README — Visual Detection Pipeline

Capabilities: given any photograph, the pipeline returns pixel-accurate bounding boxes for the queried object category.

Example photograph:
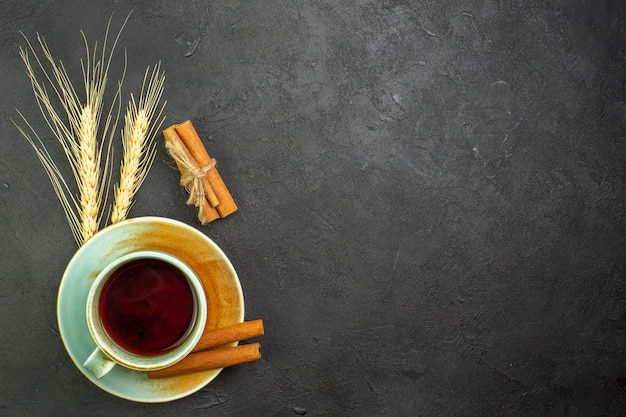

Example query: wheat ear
[15,15,128,245]
[110,63,166,224]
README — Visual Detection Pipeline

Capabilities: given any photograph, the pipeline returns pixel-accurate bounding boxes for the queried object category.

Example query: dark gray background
[1,1,625,416]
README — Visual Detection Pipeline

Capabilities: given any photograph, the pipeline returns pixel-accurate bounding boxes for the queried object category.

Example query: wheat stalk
[15,19,124,245]
[110,64,165,224]
[14,14,165,245]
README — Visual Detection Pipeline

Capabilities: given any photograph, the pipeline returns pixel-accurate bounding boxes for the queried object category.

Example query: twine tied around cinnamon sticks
[165,138,216,208]
[163,121,237,224]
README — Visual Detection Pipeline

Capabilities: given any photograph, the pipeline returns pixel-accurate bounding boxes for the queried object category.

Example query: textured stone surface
[1,0,625,415]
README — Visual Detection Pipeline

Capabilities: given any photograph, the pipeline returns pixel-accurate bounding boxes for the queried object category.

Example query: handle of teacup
[83,347,116,379]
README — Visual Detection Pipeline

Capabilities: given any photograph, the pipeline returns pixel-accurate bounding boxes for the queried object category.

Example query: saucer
[57,216,244,402]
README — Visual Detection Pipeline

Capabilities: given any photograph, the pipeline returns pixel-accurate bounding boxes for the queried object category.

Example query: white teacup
[83,250,207,378]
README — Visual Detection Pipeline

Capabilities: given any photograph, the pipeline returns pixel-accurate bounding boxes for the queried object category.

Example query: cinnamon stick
[174,120,238,218]
[192,319,264,353]
[163,126,220,223]
[147,343,261,379]
[165,127,220,208]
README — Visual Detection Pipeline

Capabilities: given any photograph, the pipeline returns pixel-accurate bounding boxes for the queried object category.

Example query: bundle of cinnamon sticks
[163,120,237,224]
[148,319,264,379]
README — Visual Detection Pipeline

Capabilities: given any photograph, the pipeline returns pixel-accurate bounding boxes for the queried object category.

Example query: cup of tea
[83,250,208,379]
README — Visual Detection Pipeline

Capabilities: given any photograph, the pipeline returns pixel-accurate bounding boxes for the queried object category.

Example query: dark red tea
[99,258,195,356]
